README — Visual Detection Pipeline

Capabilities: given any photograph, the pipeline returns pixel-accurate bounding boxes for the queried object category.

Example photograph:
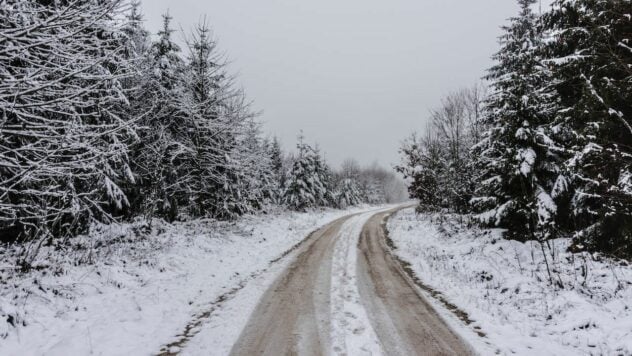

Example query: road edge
[377,207,486,355]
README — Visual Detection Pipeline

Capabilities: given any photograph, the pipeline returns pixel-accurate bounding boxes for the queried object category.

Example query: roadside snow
[0,206,378,356]
[387,208,632,356]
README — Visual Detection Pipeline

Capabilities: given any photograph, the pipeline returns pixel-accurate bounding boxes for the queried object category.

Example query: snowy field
[387,208,632,356]
[0,206,380,356]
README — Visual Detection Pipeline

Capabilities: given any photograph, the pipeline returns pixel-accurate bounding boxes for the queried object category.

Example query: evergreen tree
[316,149,335,207]
[126,12,189,221]
[545,0,632,257]
[284,134,327,211]
[269,136,285,203]
[335,164,362,209]
[232,100,273,213]
[183,22,253,219]
[0,0,136,243]
[336,179,362,208]
[472,0,560,242]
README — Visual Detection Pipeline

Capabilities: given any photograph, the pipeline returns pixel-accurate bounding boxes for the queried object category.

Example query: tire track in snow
[330,213,384,355]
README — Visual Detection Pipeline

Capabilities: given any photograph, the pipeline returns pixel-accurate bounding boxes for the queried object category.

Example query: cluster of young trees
[283,134,407,211]
[0,0,403,248]
[397,85,486,213]
[399,0,631,259]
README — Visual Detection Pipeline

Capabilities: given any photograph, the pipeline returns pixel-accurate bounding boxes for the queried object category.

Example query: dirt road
[230,207,473,356]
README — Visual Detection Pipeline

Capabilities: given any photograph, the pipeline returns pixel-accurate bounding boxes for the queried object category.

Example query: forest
[397,0,632,259]
[1,0,631,354]
[0,0,405,269]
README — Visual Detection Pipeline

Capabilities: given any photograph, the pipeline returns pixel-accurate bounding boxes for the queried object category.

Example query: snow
[0,206,380,356]
[330,212,384,355]
[517,147,536,177]
[536,188,557,224]
[387,208,632,356]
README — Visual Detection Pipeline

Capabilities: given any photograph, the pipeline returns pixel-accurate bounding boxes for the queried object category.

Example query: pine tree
[283,134,327,211]
[269,136,285,203]
[122,1,150,63]
[472,0,560,242]
[183,22,254,219]
[545,0,632,257]
[316,149,335,207]
[230,99,273,213]
[126,12,189,221]
[336,159,363,208]
[0,0,136,244]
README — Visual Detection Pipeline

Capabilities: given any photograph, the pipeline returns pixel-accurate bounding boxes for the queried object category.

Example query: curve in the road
[230,207,473,356]
[357,209,473,356]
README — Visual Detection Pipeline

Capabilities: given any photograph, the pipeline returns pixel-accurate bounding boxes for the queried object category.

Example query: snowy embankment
[0,206,378,356]
[387,208,632,356]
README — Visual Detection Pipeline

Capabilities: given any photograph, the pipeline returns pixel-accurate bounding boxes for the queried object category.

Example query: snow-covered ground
[329,213,383,355]
[0,206,380,356]
[387,208,632,356]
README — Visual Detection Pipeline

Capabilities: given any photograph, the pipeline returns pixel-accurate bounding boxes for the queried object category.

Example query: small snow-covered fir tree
[268,136,285,203]
[284,134,328,211]
[335,177,362,209]
[472,0,560,242]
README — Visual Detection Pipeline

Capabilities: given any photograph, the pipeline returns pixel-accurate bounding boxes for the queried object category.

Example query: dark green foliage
[545,0,632,257]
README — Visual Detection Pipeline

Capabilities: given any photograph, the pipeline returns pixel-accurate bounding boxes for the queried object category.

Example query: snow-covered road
[1,207,381,356]
[226,206,472,356]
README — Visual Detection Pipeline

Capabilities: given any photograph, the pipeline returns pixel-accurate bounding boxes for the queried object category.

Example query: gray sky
[141,0,552,168]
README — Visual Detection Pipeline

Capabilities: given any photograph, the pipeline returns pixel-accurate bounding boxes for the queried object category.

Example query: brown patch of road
[230,207,474,355]
[357,209,474,355]
[229,215,352,356]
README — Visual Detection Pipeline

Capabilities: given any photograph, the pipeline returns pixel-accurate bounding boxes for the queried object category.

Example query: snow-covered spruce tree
[268,136,285,203]
[183,22,252,219]
[122,1,150,65]
[0,0,135,244]
[123,12,191,221]
[472,0,560,242]
[232,99,275,212]
[283,135,328,211]
[317,150,336,207]
[545,0,632,257]
[336,158,363,208]
[335,175,362,209]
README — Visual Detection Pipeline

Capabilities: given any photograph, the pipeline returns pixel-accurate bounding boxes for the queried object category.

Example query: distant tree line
[0,0,405,254]
[282,133,407,212]
[397,0,632,259]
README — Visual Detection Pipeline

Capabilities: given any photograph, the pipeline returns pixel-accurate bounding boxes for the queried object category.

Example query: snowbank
[0,206,377,355]
[387,208,632,356]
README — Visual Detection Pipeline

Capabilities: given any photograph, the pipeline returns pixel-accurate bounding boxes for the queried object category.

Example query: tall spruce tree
[184,22,254,219]
[269,136,285,203]
[472,0,560,241]
[126,12,189,221]
[545,0,632,257]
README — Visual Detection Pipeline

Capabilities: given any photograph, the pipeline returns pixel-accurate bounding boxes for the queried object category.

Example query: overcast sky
[141,0,552,169]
